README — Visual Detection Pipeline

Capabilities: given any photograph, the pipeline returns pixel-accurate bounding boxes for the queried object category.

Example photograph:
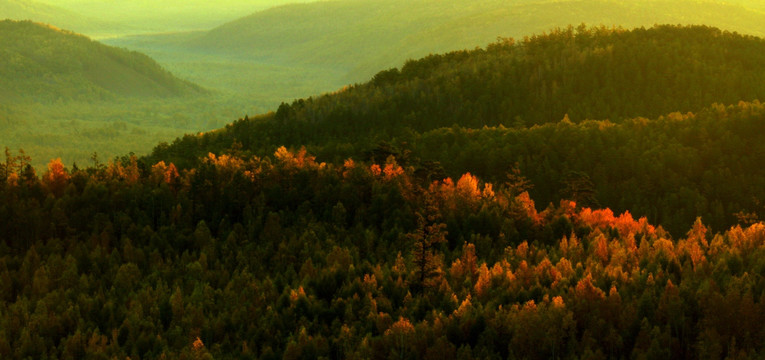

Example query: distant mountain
[0,20,204,104]
[0,0,126,36]
[189,0,765,83]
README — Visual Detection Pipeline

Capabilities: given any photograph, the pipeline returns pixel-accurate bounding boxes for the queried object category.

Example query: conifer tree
[409,194,447,292]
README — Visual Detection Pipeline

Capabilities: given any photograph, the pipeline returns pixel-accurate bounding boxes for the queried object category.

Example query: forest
[2,20,765,360]
[1,143,764,359]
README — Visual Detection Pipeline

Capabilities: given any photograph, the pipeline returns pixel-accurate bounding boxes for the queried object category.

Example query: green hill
[151,25,765,235]
[0,20,204,104]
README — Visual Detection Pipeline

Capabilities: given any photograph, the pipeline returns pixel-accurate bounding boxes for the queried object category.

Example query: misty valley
[2,0,765,359]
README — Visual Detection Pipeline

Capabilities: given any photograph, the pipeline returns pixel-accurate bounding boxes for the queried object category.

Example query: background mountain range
[104,0,765,114]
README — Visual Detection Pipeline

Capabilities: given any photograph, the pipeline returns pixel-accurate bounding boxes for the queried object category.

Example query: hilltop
[0,20,204,104]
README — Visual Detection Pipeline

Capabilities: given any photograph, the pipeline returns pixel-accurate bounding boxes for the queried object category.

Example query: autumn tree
[42,158,69,197]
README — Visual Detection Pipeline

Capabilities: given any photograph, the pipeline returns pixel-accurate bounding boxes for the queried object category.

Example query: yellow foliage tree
[42,158,69,197]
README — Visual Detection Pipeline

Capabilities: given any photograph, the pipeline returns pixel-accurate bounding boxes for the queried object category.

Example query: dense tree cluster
[409,101,765,236]
[1,147,765,359]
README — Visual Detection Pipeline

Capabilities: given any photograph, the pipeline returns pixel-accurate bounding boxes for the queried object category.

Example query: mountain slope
[189,0,765,83]
[0,20,204,103]
[151,25,765,235]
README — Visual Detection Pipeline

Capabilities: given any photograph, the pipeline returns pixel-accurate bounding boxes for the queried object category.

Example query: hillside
[0,20,204,104]
[0,0,124,36]
[189,0,765,83]
[151,25,765,236]
[0,20,237,174]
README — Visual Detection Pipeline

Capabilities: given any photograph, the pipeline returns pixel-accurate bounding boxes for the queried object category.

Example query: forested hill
[151,25,765,236]
[0,20,204,103]
[153,25,765,160]
[187,0,765,82]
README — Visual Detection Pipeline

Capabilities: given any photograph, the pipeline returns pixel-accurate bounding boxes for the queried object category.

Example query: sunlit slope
[0,0,124,36]
[0,20,204,103]
[189,0,765,82]
[150,25,765,235]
